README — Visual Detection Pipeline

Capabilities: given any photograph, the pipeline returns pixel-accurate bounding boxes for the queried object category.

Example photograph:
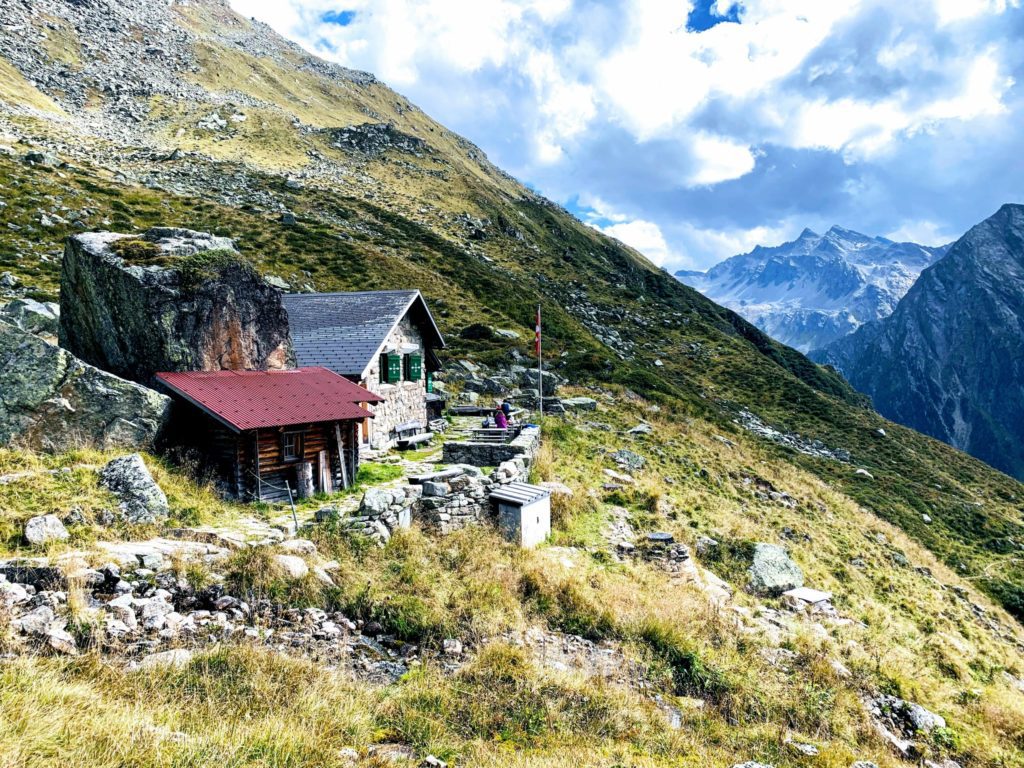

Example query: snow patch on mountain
[676,226,948,352]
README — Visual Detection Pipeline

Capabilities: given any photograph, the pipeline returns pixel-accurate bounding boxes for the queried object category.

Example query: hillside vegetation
[1,1,1023,765]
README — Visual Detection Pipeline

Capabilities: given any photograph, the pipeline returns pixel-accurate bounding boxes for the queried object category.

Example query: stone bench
[397,432,434,449]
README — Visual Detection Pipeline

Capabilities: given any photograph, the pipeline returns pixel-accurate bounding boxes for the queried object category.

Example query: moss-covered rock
[0,319,170,450]
[59,228,294,385]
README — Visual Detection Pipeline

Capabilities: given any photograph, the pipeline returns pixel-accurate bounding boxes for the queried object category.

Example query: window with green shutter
[406,354,422,381]
[381,353,402,383]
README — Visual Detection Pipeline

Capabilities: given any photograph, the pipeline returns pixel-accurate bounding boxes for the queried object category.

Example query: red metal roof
[155,367,384,432]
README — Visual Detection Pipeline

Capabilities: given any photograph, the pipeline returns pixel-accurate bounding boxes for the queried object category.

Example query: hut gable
[282,290,446,450]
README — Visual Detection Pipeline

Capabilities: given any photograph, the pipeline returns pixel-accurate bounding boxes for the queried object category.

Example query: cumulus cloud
[230,0,1024,270]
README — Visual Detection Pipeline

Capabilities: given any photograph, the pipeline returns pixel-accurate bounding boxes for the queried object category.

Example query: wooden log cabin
[155,368,384,502]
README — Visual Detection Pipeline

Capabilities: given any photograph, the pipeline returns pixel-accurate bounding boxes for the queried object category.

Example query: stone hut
[282,290,445,450]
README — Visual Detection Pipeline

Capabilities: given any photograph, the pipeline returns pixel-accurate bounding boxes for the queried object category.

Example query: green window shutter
[409,354,422,381]
[386,353,402,383]
[426,371,433,393]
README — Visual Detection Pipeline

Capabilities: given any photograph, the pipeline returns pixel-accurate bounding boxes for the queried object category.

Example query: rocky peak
[677,225,947,352]
[813,203,1024,479]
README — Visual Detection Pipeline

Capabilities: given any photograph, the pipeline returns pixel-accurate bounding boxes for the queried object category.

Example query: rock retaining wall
[441,425,541,467]
[320,456,531,542]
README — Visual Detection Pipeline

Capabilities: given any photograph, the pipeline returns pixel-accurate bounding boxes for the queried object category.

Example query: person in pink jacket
[494,406,508,430]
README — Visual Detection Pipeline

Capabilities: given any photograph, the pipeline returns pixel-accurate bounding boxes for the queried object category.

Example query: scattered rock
[747,543,804,596]
[99,454,170,524]
[47,626,78,655]
[15,605,55,636]
[24,514,69,546]
[278,539,317,556]
[274,554,309,580]
[442,638,463,656]
[611,449,645,471]
[785,737,819,756]
[263,275,291,290]
[561,396,598,411]
[139,648,193,670]
[0,298,60,338]
[0,320,171,451]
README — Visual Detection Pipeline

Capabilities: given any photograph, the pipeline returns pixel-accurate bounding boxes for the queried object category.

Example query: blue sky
[231,0,1024,271]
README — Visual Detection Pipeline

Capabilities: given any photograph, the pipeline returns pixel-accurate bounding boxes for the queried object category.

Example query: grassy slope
[0,3,1023,764]
[1,150,1022,622]
[1,401,1023,767]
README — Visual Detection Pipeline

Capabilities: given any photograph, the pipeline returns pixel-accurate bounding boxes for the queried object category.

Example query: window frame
[282,430,304,462]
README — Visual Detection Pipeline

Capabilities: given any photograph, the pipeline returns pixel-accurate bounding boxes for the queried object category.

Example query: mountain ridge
[677,225,948,352]
[814,202,1024,480]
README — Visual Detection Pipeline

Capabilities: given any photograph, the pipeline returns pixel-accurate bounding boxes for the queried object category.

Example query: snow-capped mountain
[813,204,1024,480]
[676,226,948,352]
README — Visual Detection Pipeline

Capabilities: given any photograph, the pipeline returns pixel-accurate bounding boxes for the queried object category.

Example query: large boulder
[99,453,170,524]
[0,320,170,451]
[747,543,804,596]
[59,228,294,386]
[519,368,560,396]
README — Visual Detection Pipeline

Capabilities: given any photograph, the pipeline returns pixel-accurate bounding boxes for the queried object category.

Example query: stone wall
[441,425,541,467]
[319,456,531,542]
[361,316,428,449]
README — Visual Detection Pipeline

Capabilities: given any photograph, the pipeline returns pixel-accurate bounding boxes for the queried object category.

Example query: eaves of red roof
[155,367,383,433]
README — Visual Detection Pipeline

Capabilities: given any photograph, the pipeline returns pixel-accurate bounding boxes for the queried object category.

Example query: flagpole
[536,304,543,418]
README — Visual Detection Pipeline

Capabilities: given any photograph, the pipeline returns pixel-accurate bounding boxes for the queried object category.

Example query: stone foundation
[318,455,531,542]
[441,425,541,467]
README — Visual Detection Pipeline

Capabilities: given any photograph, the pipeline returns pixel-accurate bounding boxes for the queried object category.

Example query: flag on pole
[536,305,543,417]
[535,306,542,356]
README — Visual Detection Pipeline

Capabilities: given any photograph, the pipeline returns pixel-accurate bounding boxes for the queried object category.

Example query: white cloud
[598,218,679,267]
[885,220,957,246]
[675,220,801,267]
[230,0,1023,267]
[688,133,757,185]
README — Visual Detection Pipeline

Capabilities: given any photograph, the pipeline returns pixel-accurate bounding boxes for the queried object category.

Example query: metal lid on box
[490,482,551,506]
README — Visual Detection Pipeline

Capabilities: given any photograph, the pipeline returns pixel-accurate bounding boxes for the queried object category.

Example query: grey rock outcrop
[814,204,1024,479]
[747,543,804,596]
[59,228,294,386]
[0,320,170,451]
[99,454,170,524]
[0,298,60,339]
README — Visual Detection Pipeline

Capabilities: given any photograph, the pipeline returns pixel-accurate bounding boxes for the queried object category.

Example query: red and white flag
[535,305,542,357]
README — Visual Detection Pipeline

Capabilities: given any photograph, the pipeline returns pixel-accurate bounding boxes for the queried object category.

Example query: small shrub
[932,726,962,752]
[637,619,733,703]
[177,248,254,289]
[520,571,615,641]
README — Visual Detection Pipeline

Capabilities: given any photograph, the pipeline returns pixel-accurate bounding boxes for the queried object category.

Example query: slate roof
[282,290,445,378]
[155,368,383,432]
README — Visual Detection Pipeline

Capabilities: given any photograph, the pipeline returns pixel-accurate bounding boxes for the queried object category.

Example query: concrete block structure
[490,482,551,548]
